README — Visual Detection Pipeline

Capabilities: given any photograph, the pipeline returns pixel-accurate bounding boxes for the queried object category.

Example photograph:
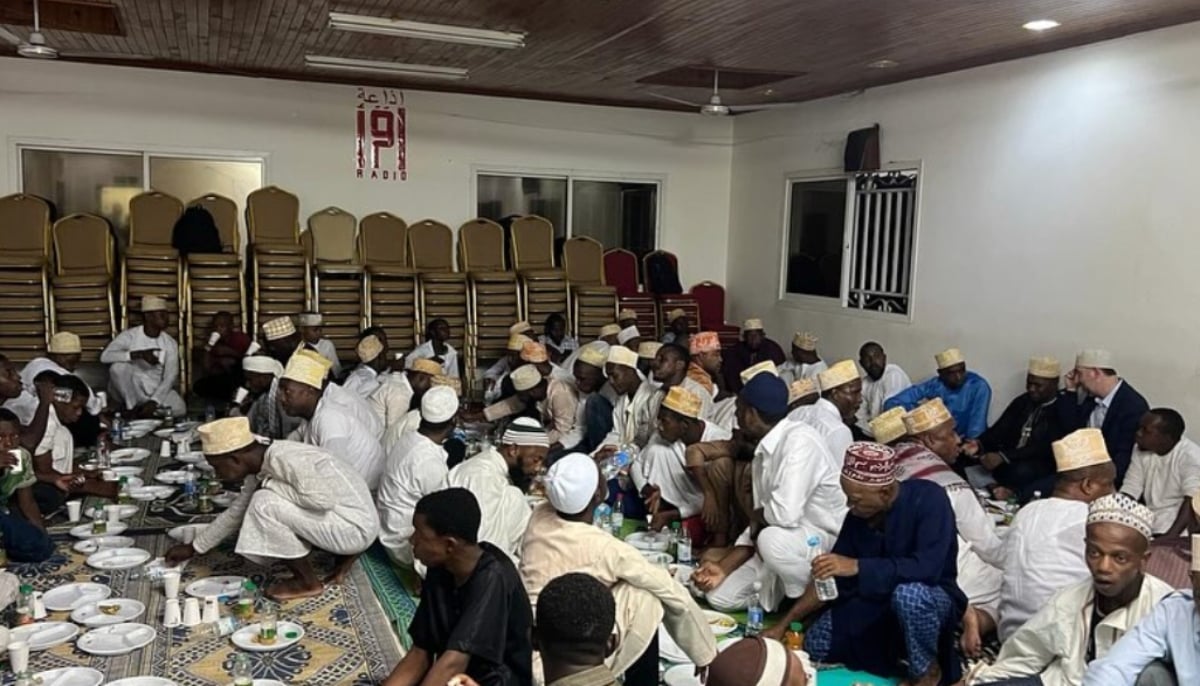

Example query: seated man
[661,308,688,345]
[767,442,967,686]
[970,493,1171,686]
[999,428,1117,641]
[789,359,861,463]
[778,332,827,385]
[547,344,613,458]
[260,316,302,365]
[482,365,548,424]
[99,295,187,418]
[483,331,530,402]
[884,347,992,439]
[373,358,439,448]
[722,318,786,393]
[596,346,661,455]
[166,416,379,599]
[21,331,104,445]
[1056,349,1148,485]
[690,332,736,430]
[787,378,819,411]
[376,386,458,568]
[0,353,52,452]
[531,573,619,686]
[192,311,253,403]
[617,326,641,352]
[964,356,1066,502]
[522,453,717,683]
[30,373,116,513]
[448,417,549,561]
[384,488,532,686]
[406,318,460,379]
[0,409,56,562]
[234,356,299,440]
[341,333,389,398]
[692,374,847,613]
[1121,408,1200,538]
[539,314,576,365]
[278,351,385,489]
[297,312,341,376]
[652,344,713,419]
[708,636,810,686]
[856,341,911,434]
[1082,534,1200,685]
[637,341,661,378]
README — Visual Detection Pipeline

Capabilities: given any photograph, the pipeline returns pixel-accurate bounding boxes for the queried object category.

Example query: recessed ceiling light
[1023,19,1060,32]
[868,59,899,69]
[762,88,776,96]
[304,55,469,80]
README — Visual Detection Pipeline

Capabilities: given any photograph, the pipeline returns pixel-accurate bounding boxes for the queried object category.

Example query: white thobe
[542,378,580,446]
[857,363,913,434]
[320,381,383,439]
[291,384,385,490]
[0,391,39,425]
[710,397,737,432]
[637,421,731,518]
[447,447,530,561]
[483,357,510,382]
[778,359,827,386]
[32,406,74,474]
[405,341,460,378]
[969,576,1174,686]
[788,398,853,465]
[368,372,414,436]
[1121,436,1200,535]
[191,440,378,560]
[306,338,342,377]
[100,326,186,414]
[998,497,1091,641]
[539,334,577,361]
[383,409,422,452]
[20,358,102,415]
[341,365,381,398]
[599,380,662,451]
[376,431,449,566]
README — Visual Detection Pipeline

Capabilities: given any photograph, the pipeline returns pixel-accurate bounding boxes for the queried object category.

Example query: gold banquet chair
[510,215,568,328]
[308,207,364,366]
[246,186,309,333]
[50,214,116,363]
[123,191,183,341]
[408,219,467,358]
[562,236,618,342]
[183,194,246,390]
[360,212,417,348]
[0,194,52,362]
[458,218,520,397]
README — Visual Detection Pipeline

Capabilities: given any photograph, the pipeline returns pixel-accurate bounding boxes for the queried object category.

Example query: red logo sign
[355,88,407,181]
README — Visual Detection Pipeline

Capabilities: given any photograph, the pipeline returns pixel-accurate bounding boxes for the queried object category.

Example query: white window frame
[777,162,923,323]
[470,164,664,248]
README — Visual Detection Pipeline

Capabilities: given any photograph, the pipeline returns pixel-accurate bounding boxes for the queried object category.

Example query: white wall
[727,21,1200,419]
[0,58,733,287]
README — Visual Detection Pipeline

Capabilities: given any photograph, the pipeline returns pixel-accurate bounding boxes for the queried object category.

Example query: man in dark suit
[1055,349,1149,486]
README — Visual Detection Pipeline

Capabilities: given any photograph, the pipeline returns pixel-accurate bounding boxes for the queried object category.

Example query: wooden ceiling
[2,0,1200,110]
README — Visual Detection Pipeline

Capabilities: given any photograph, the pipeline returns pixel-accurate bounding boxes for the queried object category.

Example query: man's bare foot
[961,606,983,658]
[266,576,325,601]
[323,554,359,586]
[912,663,941,686]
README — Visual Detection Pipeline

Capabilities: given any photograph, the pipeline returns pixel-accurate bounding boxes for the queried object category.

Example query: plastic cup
[234,387,249,404]
[162,598,182,627]
[105,504,122,523]
[102,470,117,482]
[162,571,181,599]
[207,332,221,347]
[8,640,29,674]
[182,597,201,627]
[66,500,83,522]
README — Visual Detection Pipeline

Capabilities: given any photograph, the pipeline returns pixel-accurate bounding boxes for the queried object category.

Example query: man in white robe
[483,330,530,403]
[21,332,103,442]
[998,428,1117,641]
[371,357,437,445]
[448,417,548,561]
[856,341,912,435]
[789,359,861,466]
[100,295,186,417]
[651,343,713,420]
[0,354,51,452]
[595,346,662,455]
[277,350,385,490]
[778,332,828,386]
[165,416,378,600]
[405,318,459,379]
[233,356,300,440]
[1120,408,1200,537]
[297,312,341,377]
[341,333,388,398]
[376,385,458,568]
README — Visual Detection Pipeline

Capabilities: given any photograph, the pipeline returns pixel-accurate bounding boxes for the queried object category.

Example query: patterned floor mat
[357,543,419,651]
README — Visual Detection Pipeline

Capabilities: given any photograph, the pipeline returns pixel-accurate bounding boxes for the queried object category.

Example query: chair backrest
[307,207,358,264]
[407,219,455,272]
[562,236,606,286]
[359,212,408,266]
[189,193,239,252]
[603,248,640,297]
[129,191,184,247]
[642,249,682,295]
[689,281,727,329]
[510,215,556,270]
[246,185,299,245]
[53,213,113,277]
[458,218,507,272]
[0,193,51,258]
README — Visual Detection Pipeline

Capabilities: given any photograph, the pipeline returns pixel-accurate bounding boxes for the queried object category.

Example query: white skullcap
[48,331,82,354]
[544,452,599,515]
[511,364,543,392]
[1076,349,1116,369]
[501,417,550,447]
[598,324,621,338]
[742,318,764,331]
[607,345,638,369]
[242,355,284,377]
[297,312,323,327]
[357,335,384,363]
[420,386,458,423]
[1087,493,1154,541]
[261,316,296,341]
[617,326,641,344]
[509,321,533,335]
[141,295,168,313]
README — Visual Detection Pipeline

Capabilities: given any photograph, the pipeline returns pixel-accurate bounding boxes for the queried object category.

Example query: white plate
[130,485,175,501]
[76,623,157,656]
[231,620,305,652]
[155,470,190,484]
[176,451,207,465]
[110,448,151,464]
[73,535,136,554]
[253,681,288,686]
[174,420,200,431]
[87,547,152,570]
[71,598,147,626]
[624,531,670,552]
[185,575,245,599]
[70,522,128,539]
[32,668,105,686]
[704,610,738,635]
[211,492,236,507]
[167,523,208,544]
[126,420,162,431]
[10,621,80,650]
[107,680,177,686]
[43,582,112,611]
[664,665,703,686]
[89,504,139,519]
[154,428,196,440]
[110,466,143,477]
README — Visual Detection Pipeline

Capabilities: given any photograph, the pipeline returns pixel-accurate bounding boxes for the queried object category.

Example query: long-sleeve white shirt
[405,340,459,379]
[448,447,531,561]
[638,421,732,518]
[600,380,662,450]
[341,365,381,398]
[291,383,385,490]
[368,372,414,436]
[33,405,74,474]
[20,357,101,415]
[743,420,847,539]
[100,326,183,412]
[306,338,342,377]
[778,359,827,386]
[376,430,449,566]
[1121,436,1200,535]
[857,363,912,433]
[788,398,853,466]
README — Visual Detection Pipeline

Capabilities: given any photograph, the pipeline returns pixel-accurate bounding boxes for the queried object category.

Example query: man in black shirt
[383,487,533,686]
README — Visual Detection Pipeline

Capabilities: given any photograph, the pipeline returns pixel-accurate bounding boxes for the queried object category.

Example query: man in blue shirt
[884,347,992,439]
[1082,533,1200,686]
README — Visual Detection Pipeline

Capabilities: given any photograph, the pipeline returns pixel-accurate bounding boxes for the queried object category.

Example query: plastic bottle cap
[790,621,802,631]
[806,535,820,547]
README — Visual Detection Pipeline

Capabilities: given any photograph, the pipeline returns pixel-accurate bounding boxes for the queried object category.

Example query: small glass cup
[258,606,277,645]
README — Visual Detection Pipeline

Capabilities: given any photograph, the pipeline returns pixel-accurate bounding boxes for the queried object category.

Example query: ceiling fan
[646,69,800,116]
[0,0,150,61]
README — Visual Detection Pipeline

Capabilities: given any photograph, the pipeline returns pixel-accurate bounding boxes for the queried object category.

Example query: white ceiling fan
[0,0,150,61]
[646,69,800,116]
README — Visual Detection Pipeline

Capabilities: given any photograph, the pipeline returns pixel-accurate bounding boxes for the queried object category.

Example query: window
[783,170,918,316]
[476,174,568,238]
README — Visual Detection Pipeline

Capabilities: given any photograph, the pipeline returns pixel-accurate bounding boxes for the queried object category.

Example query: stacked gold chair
[50,214,116,362]
[0,194,52,362]
[562,236,618,341]
[510,215,569,328]
[183,194,246,390]
[307,207,364,365]
[458,218,520,397]
[123,191,183,340]
[359,213,417,349]
[407,220,467,358]
[246,186,309,333]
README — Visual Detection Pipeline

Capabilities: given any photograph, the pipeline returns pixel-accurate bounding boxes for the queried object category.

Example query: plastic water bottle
[745,581,765,637]
[808,535,839,601]
[602,449,632,480]
[111,413,124,444]
[231,653,253,686]
[182,466,197,507]
[669,521,681,558]
[97,441,111,469]
[611,494,625,536]
[676,527,693,564]
[204,404,216,423]
[592,501,612,532]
